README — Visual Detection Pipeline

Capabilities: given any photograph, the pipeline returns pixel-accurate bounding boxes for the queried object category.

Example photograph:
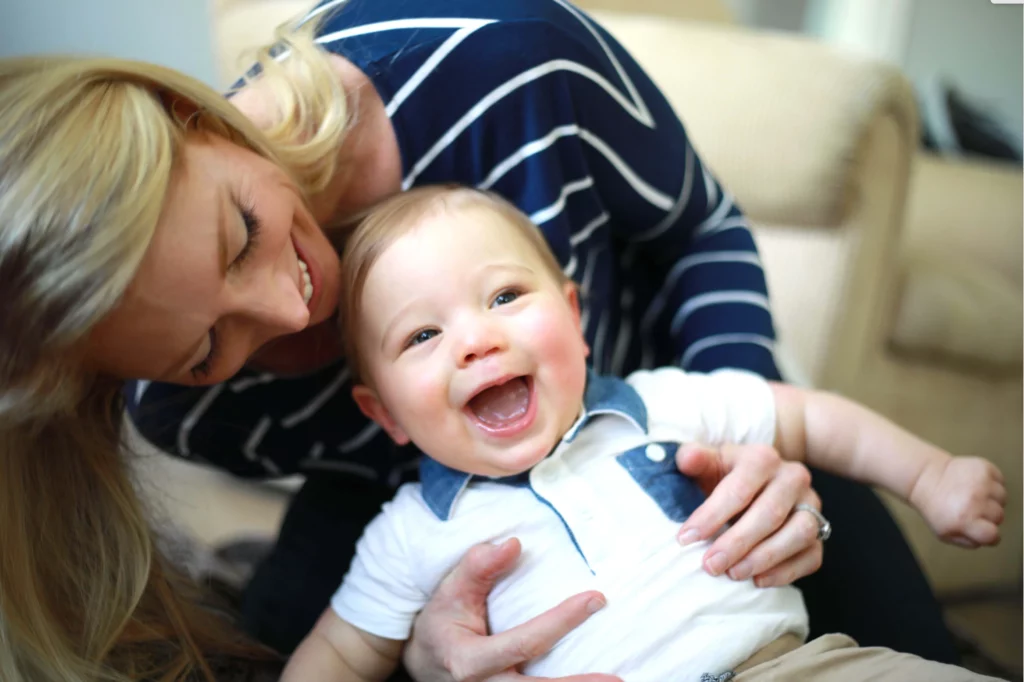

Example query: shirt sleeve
[423,17,774,376]
[395,15,780,380]
[330,485,432,640]
[123,362,403,481]
[627,367,777,447]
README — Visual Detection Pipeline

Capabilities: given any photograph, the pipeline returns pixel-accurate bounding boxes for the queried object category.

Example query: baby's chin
[447,441,558,479]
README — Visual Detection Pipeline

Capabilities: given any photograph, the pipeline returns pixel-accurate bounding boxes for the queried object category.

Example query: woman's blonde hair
[0,11,348,682]
[338,185,571,383]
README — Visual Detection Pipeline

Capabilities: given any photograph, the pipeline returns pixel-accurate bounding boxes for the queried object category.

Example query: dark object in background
[919,81,1022,162]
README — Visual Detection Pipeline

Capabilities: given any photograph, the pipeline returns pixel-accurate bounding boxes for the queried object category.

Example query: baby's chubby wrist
[907,452,954,516]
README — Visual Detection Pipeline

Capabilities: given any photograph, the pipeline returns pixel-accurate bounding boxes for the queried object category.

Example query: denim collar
[419,370,649,520]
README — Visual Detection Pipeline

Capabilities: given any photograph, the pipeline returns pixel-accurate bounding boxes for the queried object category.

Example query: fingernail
[755,576,775,588]
[728,560,752,581]
[705,552,728,576]
[586,597,606,614]
[678,529,700,545]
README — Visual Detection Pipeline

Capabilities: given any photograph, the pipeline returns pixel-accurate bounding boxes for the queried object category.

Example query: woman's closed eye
[190,327,219,380]
[190,203,262,380]
[231,203,262,269]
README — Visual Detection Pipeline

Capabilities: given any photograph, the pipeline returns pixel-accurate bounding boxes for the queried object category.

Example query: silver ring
[794,503,832,542]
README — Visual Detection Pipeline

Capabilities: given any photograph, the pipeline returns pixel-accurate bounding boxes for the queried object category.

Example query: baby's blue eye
[408,329,438,347]
[493,290,519,307]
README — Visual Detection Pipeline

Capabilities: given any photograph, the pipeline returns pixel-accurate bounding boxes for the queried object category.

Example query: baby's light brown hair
[339,185,571,383]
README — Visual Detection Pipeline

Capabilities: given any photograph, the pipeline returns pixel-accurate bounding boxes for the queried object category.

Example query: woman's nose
[243,253,310,337]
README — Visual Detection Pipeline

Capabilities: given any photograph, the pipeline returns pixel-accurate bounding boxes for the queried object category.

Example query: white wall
[803,0,915,64]
[0,0,219,85]
[803,0,1022,146]
[724,0,809,32]
[902,0,1023,144]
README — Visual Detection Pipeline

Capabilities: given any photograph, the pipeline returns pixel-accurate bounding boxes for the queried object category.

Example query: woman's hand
[403,538,622,682]
[676,443,824,588]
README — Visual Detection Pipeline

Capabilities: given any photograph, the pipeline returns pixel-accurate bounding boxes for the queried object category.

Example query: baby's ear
[563,282,590,358]
[352,385,410,445]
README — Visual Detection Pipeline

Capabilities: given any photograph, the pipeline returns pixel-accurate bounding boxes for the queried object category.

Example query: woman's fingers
[516,671,618,675]
[676,443,783,544]
[435,538,523,611]
[751,543,824,588]
[675,443,730,497]
[404,539,523,682]
[466,591,609,680]
[699,464,814,577]
[724,491,823,582]
[405,538,609,682]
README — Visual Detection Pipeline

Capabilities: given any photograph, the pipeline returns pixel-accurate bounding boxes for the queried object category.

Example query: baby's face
[351,205,589,477]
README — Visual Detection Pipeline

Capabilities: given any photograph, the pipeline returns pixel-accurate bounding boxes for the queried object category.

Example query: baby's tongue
[468,377,530,426]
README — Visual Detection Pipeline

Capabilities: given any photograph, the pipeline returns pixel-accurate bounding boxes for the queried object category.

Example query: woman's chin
[248,323,344,376]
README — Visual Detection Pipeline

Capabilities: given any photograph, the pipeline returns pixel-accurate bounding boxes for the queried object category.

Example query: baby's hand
[913,456,1006,548]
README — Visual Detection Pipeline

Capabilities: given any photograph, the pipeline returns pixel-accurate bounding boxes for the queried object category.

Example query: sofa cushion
[891,253,1022,370]
[590,11,917,230]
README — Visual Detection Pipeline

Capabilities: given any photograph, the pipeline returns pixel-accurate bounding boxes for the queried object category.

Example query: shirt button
[645,444,667,462]
[643,440,667,462]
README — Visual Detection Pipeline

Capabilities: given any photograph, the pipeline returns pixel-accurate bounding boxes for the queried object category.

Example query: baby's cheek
[525,311,588,382]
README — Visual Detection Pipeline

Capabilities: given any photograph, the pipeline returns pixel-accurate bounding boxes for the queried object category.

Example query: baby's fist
[915,456,1006,548]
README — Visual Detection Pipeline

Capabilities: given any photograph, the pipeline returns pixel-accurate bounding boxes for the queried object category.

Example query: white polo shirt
[332,368,808,681]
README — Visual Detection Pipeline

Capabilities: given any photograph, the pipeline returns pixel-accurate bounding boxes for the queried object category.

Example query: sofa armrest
[590,11,919,229]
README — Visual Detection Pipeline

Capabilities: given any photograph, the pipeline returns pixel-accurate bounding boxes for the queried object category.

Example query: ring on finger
[794,503,832,542]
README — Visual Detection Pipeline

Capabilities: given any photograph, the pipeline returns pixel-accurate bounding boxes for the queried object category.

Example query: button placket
[531,451,609,569]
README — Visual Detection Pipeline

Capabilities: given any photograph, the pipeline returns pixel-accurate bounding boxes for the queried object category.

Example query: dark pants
[240,468,960,667]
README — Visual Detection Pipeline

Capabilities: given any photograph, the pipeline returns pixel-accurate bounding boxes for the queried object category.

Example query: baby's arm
[282,608,403,682]
[771,382,1005,547]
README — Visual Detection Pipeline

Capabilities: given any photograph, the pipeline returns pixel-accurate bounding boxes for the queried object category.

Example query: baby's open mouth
[466,376,533,431]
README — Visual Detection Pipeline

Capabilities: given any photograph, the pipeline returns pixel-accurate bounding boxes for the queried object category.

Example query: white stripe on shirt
[631,144,695,243]
[317,17,493,46]
[530,177,594,225]
[404,59,661,189]
[641,251,764,339]
[669,291,771,338]
[281,366,351,428]
[570,211,609,246]
[176,383,225,457]
[478,124,581,190]
[552,0,653,125]
[385,22,496,118]
[338,421,383,453]
[680,333,775,369]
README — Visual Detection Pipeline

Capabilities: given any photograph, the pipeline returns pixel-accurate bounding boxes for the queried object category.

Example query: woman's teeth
[298,256,313,305]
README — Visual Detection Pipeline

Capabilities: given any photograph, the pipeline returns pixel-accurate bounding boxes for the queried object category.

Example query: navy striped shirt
[126,0,780,482]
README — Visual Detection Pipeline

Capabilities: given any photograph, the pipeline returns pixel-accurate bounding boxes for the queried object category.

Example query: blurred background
[2,0,1021,678]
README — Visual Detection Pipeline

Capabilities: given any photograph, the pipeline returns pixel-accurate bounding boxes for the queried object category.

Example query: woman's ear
[563,282,590,359]
[352,385,410,445]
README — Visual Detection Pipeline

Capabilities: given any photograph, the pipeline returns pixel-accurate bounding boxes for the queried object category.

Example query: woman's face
[88,133,341,385]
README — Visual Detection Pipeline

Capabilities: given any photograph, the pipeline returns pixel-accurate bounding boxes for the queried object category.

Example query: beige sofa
[203,0,1021,598]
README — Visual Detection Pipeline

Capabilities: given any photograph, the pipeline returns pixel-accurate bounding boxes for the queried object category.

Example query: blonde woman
[0,0,957,679]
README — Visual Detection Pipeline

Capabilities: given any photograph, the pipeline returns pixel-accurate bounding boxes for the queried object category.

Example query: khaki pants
[726,633,1006,681]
